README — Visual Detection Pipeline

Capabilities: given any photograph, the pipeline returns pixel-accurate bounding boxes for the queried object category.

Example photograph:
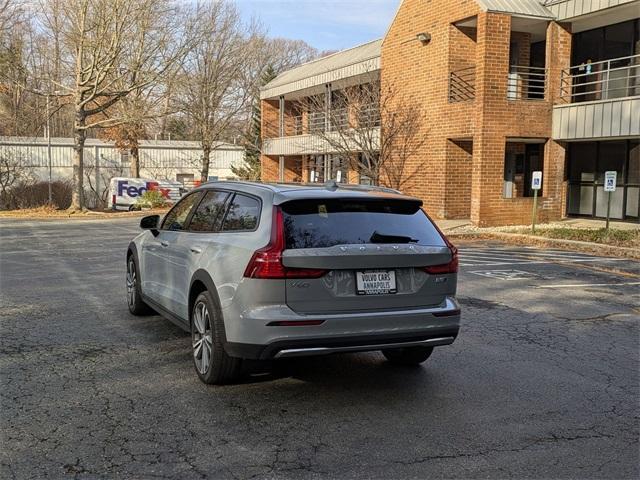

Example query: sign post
[604,171,617,230]
[531,171,543,234]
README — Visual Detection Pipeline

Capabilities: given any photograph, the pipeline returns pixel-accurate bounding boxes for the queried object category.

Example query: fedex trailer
[108,178,185,211]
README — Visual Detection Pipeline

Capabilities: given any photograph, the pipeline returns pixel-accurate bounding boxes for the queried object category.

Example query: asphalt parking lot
[1,217,638,479]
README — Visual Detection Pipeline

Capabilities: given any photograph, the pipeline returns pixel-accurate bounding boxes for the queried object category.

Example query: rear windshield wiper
[370,231,419,244]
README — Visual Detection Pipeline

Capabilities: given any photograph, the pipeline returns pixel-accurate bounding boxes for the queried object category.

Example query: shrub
[135,189,168,209]
[0,180,72,210]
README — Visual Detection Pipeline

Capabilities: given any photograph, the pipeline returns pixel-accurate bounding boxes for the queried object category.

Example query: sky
[236,0,401,52]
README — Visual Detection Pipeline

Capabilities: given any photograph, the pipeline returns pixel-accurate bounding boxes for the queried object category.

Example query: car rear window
[281,198,445,249]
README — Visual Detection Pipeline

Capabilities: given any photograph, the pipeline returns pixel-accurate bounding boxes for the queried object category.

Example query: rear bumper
[224,297,461,360]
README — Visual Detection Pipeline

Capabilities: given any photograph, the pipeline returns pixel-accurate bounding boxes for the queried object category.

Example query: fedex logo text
[117,181,171,199]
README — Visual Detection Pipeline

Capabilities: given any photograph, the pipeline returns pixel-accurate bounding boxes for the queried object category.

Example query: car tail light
[422,214,459,274]
[244,207,327,279]
[423,245,459,274]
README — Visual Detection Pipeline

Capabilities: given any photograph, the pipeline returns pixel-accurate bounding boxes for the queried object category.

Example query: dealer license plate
[356,270,397,295]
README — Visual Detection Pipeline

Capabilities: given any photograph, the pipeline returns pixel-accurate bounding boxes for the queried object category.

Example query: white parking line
[536,282,640,289]
[458,247,627,267]
[462,249,601,260]
[461,258,627,267]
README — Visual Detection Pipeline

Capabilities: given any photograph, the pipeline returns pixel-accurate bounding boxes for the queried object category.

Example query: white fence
[0,136,246,208]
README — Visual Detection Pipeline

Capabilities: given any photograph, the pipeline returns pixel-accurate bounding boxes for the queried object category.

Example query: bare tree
[301,75,426,190]
[100,83,172,177]
[0,0,39,136]
[0,148,23,198]
[233,39,318,181]
[27,0,188,210]
[177,1,258,182]
[83,154,125,208]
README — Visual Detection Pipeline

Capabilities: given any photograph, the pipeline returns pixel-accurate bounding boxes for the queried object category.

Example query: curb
[0,210,168,222]
[447,231,640,260]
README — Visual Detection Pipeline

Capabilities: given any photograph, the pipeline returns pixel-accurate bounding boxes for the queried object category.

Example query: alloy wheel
[192,301,213,375]
[126,260,136,307]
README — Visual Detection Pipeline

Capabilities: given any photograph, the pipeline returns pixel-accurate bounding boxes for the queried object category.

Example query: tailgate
[280,197,456,314]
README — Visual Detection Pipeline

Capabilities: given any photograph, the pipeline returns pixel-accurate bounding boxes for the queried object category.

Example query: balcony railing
[280,105,381,136]
[359,104,381,127]
[560,54,640,103]
[291,115,303,135]
[449,67,476,102]
[308,111,326,133]
[507,66,546,101]
[329,107,349,131]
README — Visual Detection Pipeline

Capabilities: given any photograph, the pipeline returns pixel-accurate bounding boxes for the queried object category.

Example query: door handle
[161,241,170,247]
[190,246,203,254]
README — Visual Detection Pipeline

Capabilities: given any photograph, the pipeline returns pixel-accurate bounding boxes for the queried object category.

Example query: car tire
[191,291,241,385]
[126,256,153,315]
[382,346,434,365]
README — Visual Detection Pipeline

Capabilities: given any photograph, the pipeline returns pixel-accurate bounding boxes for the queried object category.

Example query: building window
[503,143,544,198]
[308,155,325,183]
[328,155,349,183]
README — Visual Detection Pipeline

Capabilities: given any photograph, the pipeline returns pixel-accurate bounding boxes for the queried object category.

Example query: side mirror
[140,215,160,234]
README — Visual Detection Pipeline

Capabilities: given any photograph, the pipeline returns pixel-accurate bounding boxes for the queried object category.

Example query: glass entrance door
[567,141,640,221]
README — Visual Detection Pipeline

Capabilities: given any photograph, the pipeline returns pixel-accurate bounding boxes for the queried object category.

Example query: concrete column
[278,96,285,137]
[325,84,331,132]
[278,156,284,182]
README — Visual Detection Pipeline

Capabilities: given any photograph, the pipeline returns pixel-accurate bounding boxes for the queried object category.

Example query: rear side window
[221,194,261,232]
[189,190,230,232]
[281,199,445,249]
[161,192,202,231]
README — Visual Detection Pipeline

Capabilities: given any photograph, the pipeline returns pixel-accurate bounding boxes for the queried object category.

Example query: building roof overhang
[477,0,555,19]
[260,39,382,100]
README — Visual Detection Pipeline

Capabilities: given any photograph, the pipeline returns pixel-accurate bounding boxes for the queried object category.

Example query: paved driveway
[1,218,638,479]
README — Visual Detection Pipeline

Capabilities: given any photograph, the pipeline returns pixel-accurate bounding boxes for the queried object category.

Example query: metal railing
[280,104,381,136]
[291,115,304,135]
[308,111,326,133]
[358,104,381,127]
[449,66,476,102]
[506,65,547,100]
[329,107,349,131]
[560,54,640,103]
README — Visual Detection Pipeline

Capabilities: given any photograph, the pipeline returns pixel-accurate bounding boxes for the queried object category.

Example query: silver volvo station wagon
[126,181,461,384]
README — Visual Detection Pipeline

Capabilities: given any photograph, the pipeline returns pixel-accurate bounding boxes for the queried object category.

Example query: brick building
[260,0,640,226]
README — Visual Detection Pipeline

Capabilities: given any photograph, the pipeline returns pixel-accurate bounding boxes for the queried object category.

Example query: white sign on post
[604,171,617,192]
[531,171,543,191]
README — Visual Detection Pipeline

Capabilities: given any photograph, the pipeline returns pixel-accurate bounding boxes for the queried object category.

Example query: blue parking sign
[531,171,542,191]
[604,171,617,192]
